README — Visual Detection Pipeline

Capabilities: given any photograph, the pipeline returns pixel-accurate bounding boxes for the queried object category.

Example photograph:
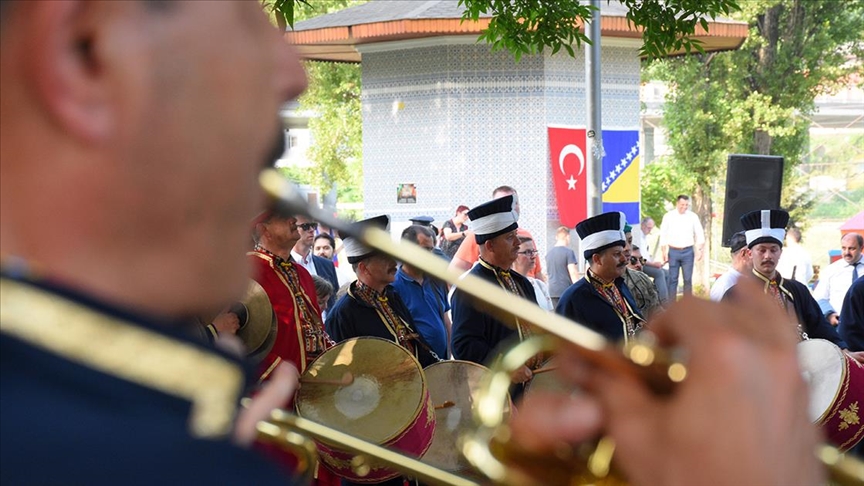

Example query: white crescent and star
[558,144,585,191]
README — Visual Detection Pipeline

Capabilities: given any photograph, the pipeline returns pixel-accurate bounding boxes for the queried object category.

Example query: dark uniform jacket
[0,275,292,485]
[839,277,864,351]
[723,271,846,347]
[450,262,537,366]
[324,282,439,367]
[555,275,645,342]
[312,254,340,309]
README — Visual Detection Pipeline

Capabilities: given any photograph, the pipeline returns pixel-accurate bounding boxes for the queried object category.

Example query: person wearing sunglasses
[292,216,339,311]
[623,226,663,319]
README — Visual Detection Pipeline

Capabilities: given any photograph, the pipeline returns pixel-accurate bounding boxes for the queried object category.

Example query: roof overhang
[286,17,748,63]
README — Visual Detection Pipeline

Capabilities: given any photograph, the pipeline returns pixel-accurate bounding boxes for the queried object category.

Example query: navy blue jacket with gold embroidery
[450,262,537,366]
[555,276,644,342]
[723,272,846,347]
[0,275,294,485]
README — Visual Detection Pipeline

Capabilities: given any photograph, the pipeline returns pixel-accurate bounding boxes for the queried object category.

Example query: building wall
[361,40,640,258]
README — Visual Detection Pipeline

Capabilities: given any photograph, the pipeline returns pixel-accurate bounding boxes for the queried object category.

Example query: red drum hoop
[295,337,435,482]
[798,338,864,452]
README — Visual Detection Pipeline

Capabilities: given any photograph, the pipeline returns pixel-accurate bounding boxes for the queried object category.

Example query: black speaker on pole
[721,154,784,247]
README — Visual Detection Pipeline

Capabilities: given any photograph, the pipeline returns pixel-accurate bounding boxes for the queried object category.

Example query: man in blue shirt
[392,225,451,359]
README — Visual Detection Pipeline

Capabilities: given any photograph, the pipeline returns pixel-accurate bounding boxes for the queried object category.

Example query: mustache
[617,261,628,268]
[262,125,286,169]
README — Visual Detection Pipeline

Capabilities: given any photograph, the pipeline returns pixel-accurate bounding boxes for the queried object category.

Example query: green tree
[642,0,863,290]
[270,0,742,60]
[460,0,740,60]
[262,0,365,205]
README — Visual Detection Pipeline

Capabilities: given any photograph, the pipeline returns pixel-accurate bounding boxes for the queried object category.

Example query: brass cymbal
[232,279,277,365]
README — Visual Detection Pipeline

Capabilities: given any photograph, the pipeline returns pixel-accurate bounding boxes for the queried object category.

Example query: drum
[295,337,435,483]
[423,360,511,476]
[797,338,864,452]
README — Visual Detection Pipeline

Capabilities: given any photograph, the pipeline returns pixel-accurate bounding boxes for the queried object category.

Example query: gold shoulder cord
[0,278,244,439]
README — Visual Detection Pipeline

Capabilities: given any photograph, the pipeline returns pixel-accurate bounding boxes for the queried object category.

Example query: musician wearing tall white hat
[723,209,847,346]
[556,212,645,342]
[450,195,539,387]
[324,215,439,371]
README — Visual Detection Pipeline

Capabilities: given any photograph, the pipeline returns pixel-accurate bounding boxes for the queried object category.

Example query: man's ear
[23,1,115,142]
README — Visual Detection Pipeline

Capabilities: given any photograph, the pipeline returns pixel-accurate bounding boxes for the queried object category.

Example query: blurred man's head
[841,233,863,265]
[729,232,752,274]
[313,234,336,259]
[555,226,571,244]
[0,1,307,316]
[628,246,644,272]
[675,195,690,214]
[294,216,318,253]
[641,217,655,234]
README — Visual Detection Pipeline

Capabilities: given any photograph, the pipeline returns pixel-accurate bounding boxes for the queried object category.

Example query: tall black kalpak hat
[344,215,390,264]
[468,195,519,245]
[576,212,626,259]
[740,209,789,249]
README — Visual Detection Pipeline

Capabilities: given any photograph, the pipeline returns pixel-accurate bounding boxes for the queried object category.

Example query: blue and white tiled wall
[361,41,640,256]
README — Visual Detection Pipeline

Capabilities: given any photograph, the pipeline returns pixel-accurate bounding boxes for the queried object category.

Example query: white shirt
[290,250,318,277]
[659,210,705,249]
[710,268,741,302]
[528,277,554,311]
[813,258,863,316]
[776,244,813,286]
[630,226,662,263]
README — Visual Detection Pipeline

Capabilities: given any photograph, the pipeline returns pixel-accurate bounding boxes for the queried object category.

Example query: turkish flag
[548,126,587,227]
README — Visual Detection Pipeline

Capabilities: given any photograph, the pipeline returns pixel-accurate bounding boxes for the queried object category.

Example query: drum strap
[585,270,643,342]
[252,247,335,368]
[353,281,420,357]
[752,270,806,340]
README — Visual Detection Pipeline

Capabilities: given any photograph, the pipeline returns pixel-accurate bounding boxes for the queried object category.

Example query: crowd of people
[2,1,863,485]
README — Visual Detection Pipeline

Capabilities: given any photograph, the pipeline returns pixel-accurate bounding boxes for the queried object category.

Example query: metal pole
[585,0,603,217]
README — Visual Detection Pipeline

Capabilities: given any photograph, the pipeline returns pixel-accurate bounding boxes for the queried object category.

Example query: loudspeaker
[721,154,784,247]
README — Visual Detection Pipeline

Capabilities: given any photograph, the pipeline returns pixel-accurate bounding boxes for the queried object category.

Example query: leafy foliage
[299,61,363,198]
[459,0,740,60]
[642,0,863,262]
[640,156,697,223]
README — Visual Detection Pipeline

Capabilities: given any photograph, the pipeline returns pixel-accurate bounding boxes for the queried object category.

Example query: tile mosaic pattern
[361,43,640,257]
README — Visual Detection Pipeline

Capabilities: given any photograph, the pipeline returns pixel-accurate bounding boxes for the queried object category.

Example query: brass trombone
[256,169,864,486]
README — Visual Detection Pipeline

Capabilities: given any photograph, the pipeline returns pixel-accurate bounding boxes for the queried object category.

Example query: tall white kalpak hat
[344,215,390,264]
[740,209,789,248]
[576,212,626,259]
[467,195,519,244]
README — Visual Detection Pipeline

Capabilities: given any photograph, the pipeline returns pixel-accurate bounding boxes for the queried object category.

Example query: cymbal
[233,279,277,365]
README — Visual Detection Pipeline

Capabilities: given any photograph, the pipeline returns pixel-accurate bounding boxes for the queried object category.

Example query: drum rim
[423,359,497,473]
[295,336,430,444]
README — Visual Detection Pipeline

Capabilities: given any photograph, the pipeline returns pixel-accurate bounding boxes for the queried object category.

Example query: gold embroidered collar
[0,277,244,438]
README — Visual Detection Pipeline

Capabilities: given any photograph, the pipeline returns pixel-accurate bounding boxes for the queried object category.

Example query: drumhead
[423,360,509,474]
[296,337,427,444]
[797,338,845,423]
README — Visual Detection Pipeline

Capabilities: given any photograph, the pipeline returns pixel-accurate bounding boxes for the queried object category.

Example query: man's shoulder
[312,254,335,270]
[628,269,653,285]
[561,277,591,296]
[782,277,809,294]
